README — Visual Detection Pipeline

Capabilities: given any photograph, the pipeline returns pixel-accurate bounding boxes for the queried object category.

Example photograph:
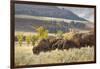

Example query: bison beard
[32,32,95,55]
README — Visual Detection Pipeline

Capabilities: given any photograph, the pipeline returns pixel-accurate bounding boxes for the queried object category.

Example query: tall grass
[15,44,94,66]
[15,29,94,66]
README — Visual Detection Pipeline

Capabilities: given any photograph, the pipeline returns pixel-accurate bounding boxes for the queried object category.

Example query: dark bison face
[81,33,95,47]
[32,39,51,55]
[32,46,40,55]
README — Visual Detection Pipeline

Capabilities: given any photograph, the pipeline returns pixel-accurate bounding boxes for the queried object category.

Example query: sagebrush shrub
[16,33,23,46]
[63,32,75,40]
[26,35,31,46]
[56,30,63,39]
[31,35,38,46]
[36,26,48,40]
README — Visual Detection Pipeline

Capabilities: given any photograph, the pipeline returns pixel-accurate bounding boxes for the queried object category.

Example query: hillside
[15,4,93,33]
[15,4,86,21]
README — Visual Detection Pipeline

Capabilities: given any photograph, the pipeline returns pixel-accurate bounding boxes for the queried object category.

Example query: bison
[32,39,51,54]
[32,31,95,55]
[80,32,95,47]
[32,38,80,55]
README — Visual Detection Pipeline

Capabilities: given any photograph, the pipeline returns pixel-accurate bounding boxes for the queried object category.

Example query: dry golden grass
[15,42,94,66]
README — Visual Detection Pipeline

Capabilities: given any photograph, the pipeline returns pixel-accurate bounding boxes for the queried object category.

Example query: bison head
[32,39,51,55]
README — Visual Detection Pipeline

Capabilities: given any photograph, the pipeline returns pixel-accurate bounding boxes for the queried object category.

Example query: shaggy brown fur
[32,38,80,55]
[32,31,95,55]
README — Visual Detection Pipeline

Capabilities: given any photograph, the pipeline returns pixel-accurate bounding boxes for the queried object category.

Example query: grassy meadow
[15,27,95,66]
[15,42,94,66]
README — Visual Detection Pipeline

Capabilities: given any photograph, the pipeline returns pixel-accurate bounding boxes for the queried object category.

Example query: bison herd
[32,31,95,55]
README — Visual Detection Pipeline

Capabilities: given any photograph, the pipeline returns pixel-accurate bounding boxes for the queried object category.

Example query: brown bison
[32,31,95,55]
[32,38,79,55]
[71,32,95,47]
[32,39,51,54]
[80,32,95,47]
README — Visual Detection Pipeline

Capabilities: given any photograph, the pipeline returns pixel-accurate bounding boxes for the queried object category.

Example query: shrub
[56,30,63,39]
[16,33,23,46]
[31,35,38,46]
[63,32,75,40]
[36,26,48,40]
[26,35,31,46]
